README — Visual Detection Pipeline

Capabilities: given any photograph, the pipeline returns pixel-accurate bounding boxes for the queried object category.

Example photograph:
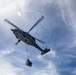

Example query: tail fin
[41,48,50,55]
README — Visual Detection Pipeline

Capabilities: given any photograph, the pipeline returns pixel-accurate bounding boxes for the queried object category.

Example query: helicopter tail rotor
[35,37,45,44]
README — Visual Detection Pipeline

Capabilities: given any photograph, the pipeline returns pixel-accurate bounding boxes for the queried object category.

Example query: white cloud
[0,0,27,29]
[0,56,24,75]
[0,48,14,55]
[56,0,76,31]
[37,49,56,61]
[32,61,59,75]
[55,0,76,48]
[48,49,56,57]
[72,68,76,75]
[56,0,76,30]
[40,0,53,5]
[35,50,59,75]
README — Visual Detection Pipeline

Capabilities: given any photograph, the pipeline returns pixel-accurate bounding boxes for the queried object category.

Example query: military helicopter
[4,16,50,66]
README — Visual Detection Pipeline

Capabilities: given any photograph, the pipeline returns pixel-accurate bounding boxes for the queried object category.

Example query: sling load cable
[25,44,32,67]
[25,44,29,59]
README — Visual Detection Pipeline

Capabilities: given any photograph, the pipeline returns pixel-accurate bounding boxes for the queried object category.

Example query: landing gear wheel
[25,45,32,67]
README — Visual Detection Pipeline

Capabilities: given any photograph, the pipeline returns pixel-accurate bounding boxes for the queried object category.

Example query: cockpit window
[23,31,25,34]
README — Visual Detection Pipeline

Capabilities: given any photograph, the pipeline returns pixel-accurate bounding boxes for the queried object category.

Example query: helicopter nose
[11,29,14,31]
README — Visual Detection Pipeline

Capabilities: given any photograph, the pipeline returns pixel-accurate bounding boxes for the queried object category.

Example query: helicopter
[4,16,50,56]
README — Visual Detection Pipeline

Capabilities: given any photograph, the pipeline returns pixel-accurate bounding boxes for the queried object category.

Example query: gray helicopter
[4,16,50,55]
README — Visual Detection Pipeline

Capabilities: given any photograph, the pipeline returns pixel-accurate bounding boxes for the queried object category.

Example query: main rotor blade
[35,38,45,44]
[28,16,44,33]
[4,19,20,29]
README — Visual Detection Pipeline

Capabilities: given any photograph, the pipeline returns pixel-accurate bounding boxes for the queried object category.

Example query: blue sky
[0,0,76,75]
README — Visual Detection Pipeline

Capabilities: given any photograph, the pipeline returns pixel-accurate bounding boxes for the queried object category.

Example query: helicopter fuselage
[12,29,36,46]
[11,29,45,52]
